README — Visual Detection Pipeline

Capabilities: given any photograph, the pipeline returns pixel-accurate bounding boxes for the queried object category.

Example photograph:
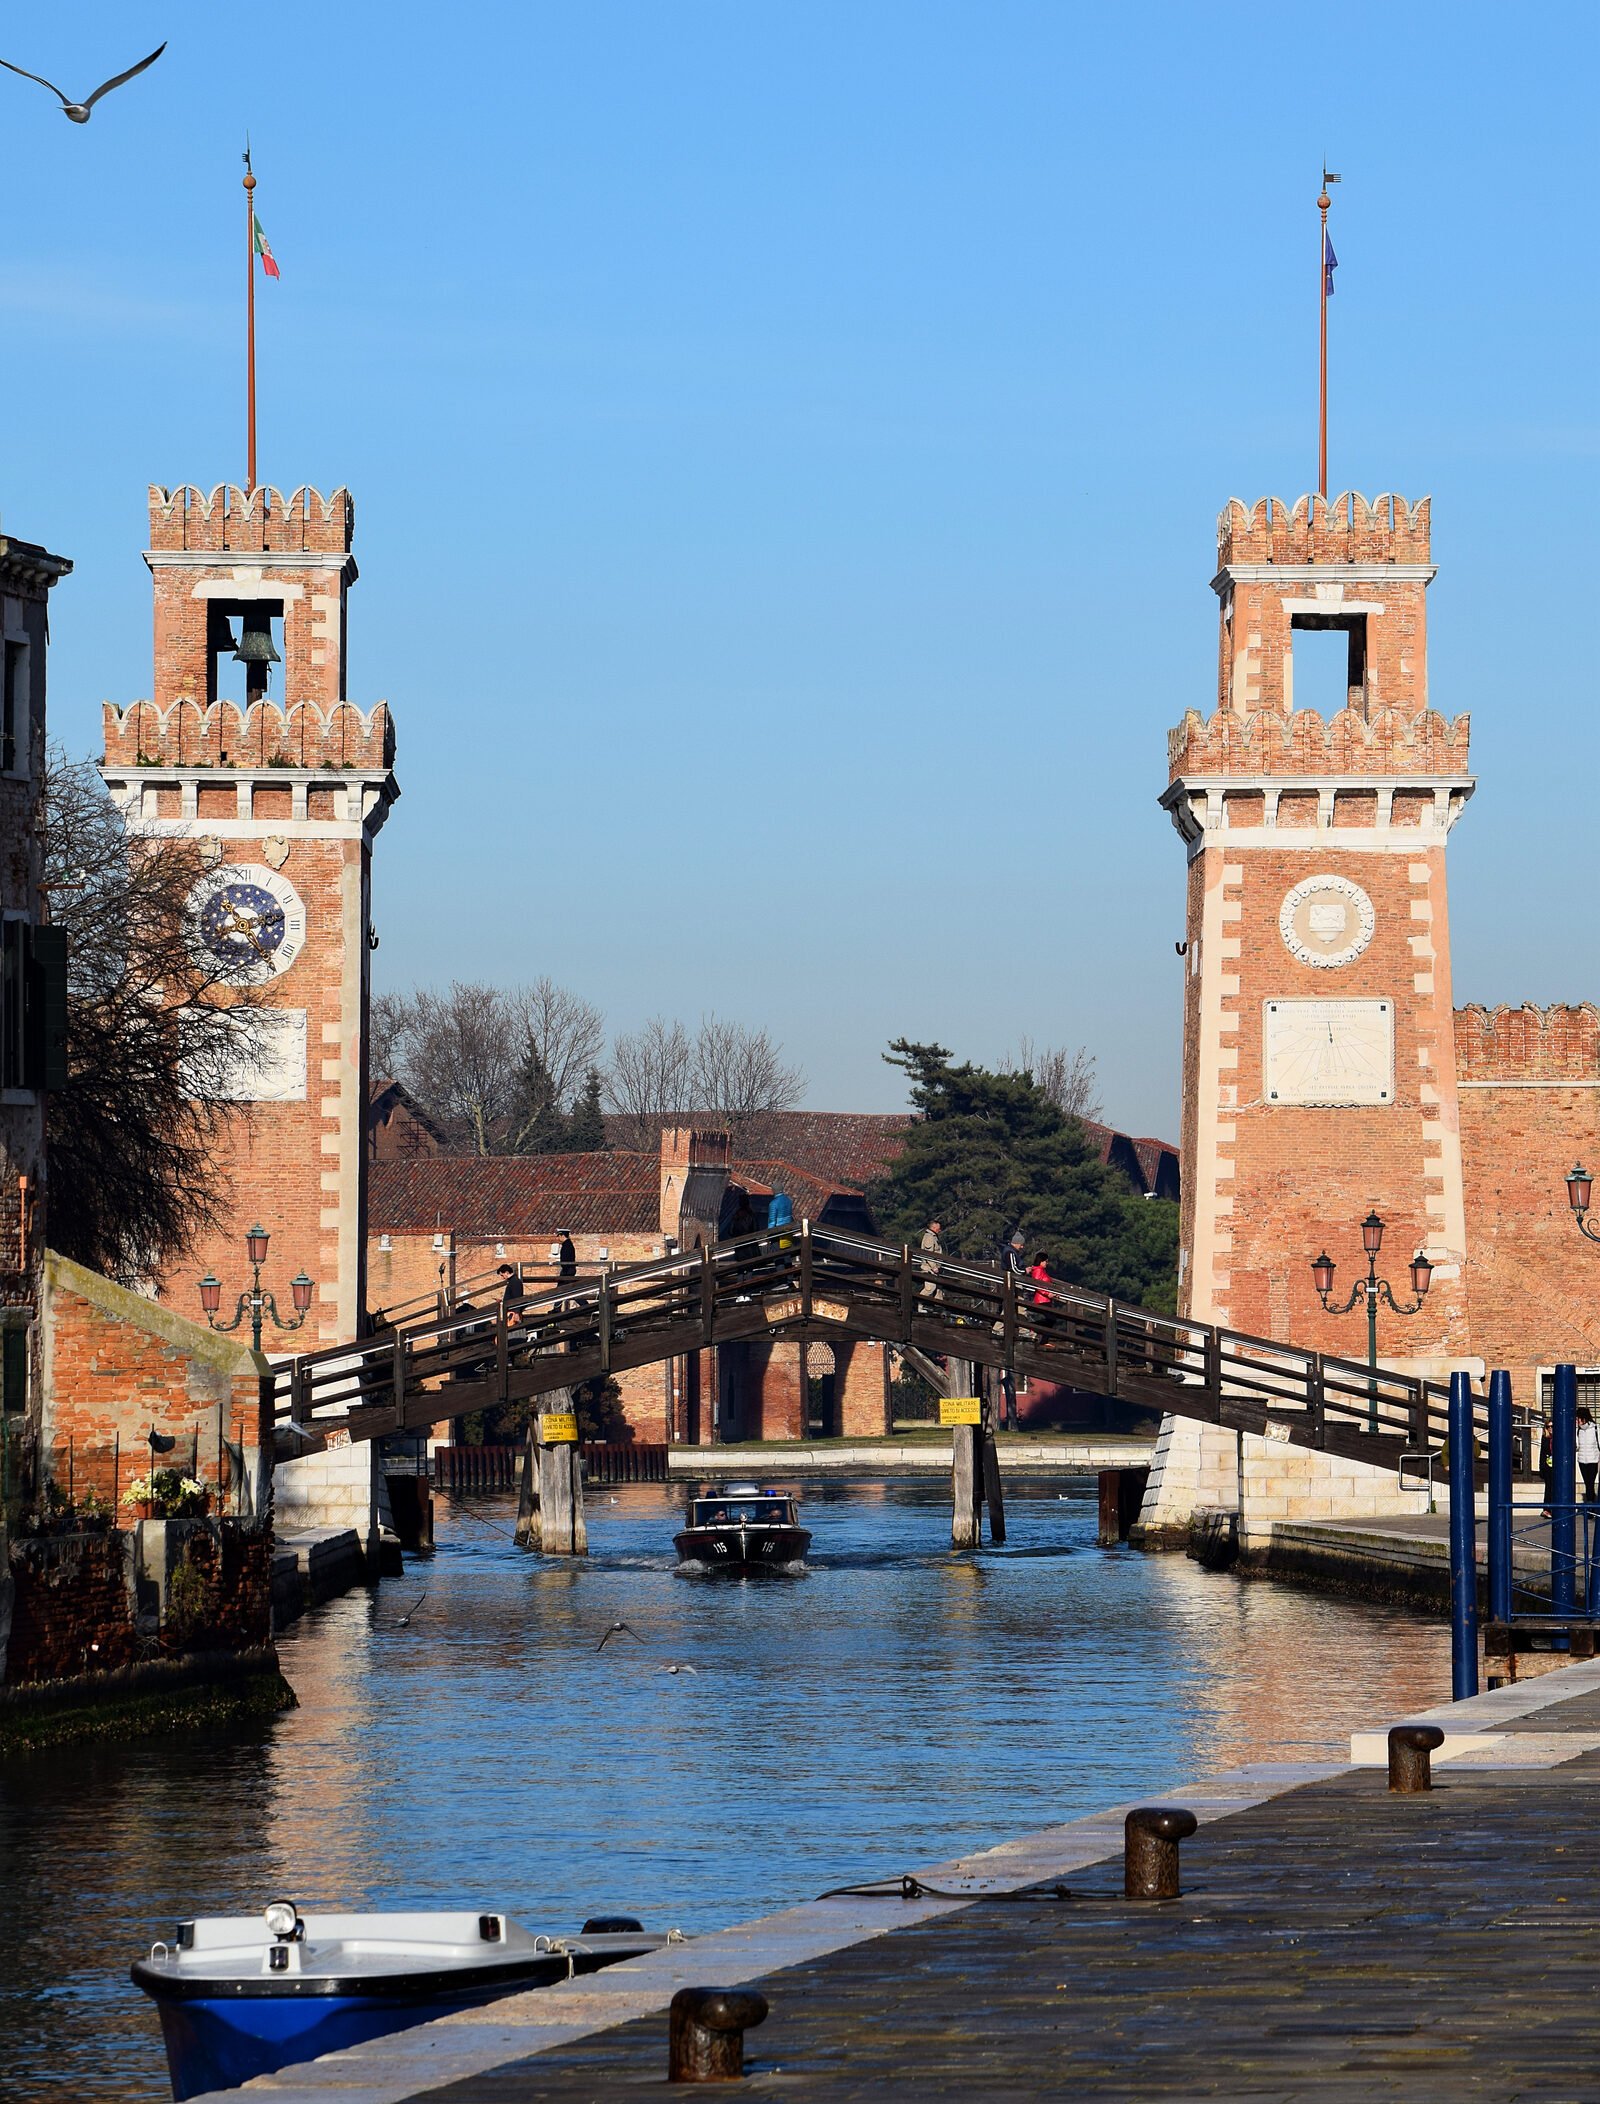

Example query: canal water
[0,1478,1449,2101]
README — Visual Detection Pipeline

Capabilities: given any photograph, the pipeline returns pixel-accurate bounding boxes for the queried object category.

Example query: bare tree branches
[41,749,268,1284]
[689,1015,805,1151]
[374,975,804,1158]
[377,978,607,1154]
[604,1016,692,1152]
[1001,1036,1103,1124]
[510,979,605,1112]
[604,1014,804,1152]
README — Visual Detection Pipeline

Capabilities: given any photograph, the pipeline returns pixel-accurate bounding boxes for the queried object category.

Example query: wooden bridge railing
[272,1223,1462,1475]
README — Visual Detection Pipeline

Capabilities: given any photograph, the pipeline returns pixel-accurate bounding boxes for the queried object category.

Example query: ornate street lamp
[199,1224,313,1354]
[1566,1165,1600,1246]
[1310,1209,1433,1431]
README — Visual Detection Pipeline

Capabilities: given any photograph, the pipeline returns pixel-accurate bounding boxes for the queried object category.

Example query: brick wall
[37,1252,265,1514]
[1457,1005,1600,1396]
[3,1520,273,1685]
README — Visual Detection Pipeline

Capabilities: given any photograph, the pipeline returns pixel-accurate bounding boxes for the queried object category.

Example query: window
[2,638,26,773]
[1539,1371,1600,1416]
[1,1326,25,1414]
[1289,614,1367,718]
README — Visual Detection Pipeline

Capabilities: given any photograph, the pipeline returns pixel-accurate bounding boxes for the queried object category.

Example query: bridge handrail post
[290,1357,309,1426]
[1103,1298,1119,1395]
[898,1245,914,1340]
[1308,1353,1327,1448]
[1407,1379,1430,1451]
[1002,1266,1018,1370]
[496,1310,510,1405]
[1204,1324,1223,1401]
[700,1243,715,1340]
[598,1264,613,1372]
[800,1218,813,1323]
[391,1328,407,1425]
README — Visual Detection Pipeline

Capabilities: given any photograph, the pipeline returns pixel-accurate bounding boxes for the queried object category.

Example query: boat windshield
[690,1498,793,1527]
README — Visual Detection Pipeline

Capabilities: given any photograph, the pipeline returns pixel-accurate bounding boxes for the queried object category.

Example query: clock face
[189,864,306,982]
[1264,998,1394,1107]
[1279,874,1375,969]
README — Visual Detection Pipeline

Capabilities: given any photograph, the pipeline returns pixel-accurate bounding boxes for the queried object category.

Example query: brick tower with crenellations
[1138,493,1479,1542]
[99,484,399,1535]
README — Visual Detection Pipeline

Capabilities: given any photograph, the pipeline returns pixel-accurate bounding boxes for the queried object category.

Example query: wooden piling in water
[948,1358,982,1549]
[516,1389,588,1556]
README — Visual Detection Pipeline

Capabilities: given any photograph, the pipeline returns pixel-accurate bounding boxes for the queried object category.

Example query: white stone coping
[1350,1655,1600,1767]
[667,1440,1155,1475]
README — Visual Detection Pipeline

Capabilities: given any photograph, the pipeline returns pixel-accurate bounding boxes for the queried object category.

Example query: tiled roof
[719,1113,914,1188]
[732,1157,864,1225]
[369,1153,660,1236]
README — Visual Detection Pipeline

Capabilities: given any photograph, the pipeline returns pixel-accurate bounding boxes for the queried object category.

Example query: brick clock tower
[100,484,398,1361]
[1140,493,1477,1538]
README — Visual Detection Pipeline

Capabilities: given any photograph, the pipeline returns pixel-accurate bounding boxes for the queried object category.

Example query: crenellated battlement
[102,697,393,772]
[1217,493,1430,568]
[1169,702,1469,781]
[1455,1004,1600,1084]
[147,484,354,557]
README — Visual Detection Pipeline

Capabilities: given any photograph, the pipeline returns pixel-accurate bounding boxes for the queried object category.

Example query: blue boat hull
[152,1970,560,2100]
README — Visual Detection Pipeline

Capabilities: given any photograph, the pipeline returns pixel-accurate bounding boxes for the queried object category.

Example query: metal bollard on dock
[1123,1806,1198,1900]
[1387,1723,1446,1794]
[668,1986,769,2082]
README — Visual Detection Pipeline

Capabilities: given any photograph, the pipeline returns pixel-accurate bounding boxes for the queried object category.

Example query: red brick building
[367,1128,888,1442]
[99,482,399,1536]
[1144,493,1599,1535]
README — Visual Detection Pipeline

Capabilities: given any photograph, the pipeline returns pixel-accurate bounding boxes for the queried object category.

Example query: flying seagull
[660,1663,698,1676]
[596,1620,643,1651]
[0,41,166,123]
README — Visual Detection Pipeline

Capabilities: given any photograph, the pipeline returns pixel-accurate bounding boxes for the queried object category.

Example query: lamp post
[199,1223,314,1354]
[1310,1210,1433,1432]
[1566,1165,1600,1246]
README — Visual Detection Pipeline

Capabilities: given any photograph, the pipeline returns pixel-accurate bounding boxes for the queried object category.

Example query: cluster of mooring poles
[1448,1362,1592,1698]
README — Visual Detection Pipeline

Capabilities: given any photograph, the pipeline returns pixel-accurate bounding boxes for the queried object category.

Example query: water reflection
[0,1479,1447,2102]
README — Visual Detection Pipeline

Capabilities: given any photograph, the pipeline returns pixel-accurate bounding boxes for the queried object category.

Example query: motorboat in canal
[674,1483,810,1572]
[131,1902,670,2100]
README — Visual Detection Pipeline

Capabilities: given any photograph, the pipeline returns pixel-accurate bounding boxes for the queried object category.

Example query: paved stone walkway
[413,1727,1600,2099]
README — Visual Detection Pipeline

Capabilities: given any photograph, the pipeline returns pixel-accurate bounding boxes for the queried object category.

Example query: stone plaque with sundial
[1264,997,1394,1106]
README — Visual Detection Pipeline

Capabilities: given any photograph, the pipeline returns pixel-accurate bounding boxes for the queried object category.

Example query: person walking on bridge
[918,1219,944,1308]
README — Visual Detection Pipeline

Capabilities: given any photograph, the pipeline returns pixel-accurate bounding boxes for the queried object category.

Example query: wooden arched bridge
[272,1223,1458,1475]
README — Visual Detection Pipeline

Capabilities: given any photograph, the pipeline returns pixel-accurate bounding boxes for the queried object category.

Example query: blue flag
[1324,230,1338,297]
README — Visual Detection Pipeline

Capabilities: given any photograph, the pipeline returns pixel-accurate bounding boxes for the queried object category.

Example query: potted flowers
[120,1469,210,1521]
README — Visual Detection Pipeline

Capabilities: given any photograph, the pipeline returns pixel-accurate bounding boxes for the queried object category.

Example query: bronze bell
[232,611,281,666]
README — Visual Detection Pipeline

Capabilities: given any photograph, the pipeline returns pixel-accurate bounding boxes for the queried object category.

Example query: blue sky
[3,2,1595,1136]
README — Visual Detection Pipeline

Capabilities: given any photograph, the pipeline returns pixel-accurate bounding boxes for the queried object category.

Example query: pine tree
[565,1066,609,1152]
[869,1039,1177,1309]
[508,1038,567,1155]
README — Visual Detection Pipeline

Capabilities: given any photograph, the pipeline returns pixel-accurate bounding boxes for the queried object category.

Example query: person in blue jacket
[768,1188,794,1250]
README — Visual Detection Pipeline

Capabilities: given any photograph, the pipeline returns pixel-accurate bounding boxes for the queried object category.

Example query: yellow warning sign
[938,1397,982,1426]
[542,1410,579,1444]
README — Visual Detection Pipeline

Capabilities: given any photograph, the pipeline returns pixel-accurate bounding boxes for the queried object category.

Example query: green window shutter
[25,926,68,1091]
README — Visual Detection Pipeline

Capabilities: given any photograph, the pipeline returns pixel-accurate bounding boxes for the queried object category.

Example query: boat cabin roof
[689,1492,797,1523]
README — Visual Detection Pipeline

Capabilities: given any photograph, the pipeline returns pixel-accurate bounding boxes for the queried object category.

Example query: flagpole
[1318,177,1330,499]
[244,150,257,493]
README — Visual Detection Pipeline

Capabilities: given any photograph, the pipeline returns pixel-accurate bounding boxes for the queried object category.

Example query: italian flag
[253,213,280,279]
